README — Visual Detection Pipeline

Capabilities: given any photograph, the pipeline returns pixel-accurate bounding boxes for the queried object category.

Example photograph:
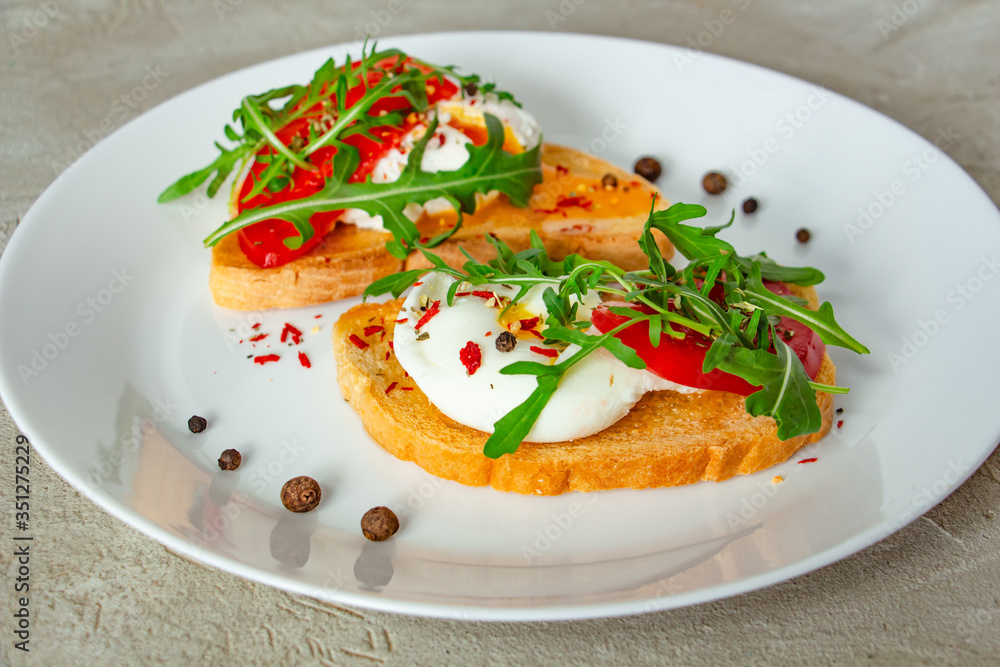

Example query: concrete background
[2,0,999,664]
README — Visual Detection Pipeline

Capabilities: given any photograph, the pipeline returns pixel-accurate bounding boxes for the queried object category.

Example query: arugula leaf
[703,331,823,440]
[159,41,531,216]
[202,113,542,256]
[542,325,646,370]
[648,204,825,287]
[483,375,560,458]
[394,198,868,456]
[741,263,869,353]
[482,317,654,458]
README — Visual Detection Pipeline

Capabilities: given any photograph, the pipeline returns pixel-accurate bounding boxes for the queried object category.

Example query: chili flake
[798,458,818,464]
[518,317,540,331]
[348,334,369,349]
[414,300,441,330]
[459,341,482,375]
[837,420,844,429]
[530,346,559,359]
[395,318,409,324]
[249,333,268,342]
[252,323,261,330]
[281,323,303,344]
[298,351,311,368]
[385,381,398,395]
[364,325,385,337]
[253,354,280,365]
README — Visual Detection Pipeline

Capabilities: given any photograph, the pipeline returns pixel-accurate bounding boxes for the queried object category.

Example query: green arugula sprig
[201,113,541,257]
[365,200,869,456]
[158,42,534,254]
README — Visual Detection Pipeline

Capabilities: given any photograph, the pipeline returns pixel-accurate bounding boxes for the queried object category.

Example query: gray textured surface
[2,0,1000,664]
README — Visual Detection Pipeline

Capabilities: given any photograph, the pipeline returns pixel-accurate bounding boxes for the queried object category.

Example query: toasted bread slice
[332,286,836,496]
[209,144,670,310]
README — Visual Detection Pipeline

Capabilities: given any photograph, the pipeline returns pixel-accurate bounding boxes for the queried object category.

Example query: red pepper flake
[249,333,268,342]
[414,300,441,330]
[485,331,492,337]
[471,290,495,300]
[281,323,303,344]
[388,340,394,351]
[413,281,423,286]
[314,314,322,319]
[385,381,398,395]
[459,341,482,375]
[530,346,559,358]
[395,317,408,324]
[523,329,545,339]
[798,458,818,464]
[385,351,391,360]
[837,420,844,428]
[518,316,539,331]
[557,195,593,210]
[364,325,385,337]
[349,334,369,349]
[252,323,261,330]
[298,351,311,368]
[253,354,280,365]
[400,386,414,391]
[555,164,569,175]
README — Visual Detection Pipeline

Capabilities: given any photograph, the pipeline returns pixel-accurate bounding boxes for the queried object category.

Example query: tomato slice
[235,63,459,268]
[590,282,826,396]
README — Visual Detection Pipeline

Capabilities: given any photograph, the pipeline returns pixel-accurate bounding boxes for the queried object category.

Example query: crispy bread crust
[210,144,669,310]
[332,287,836,496]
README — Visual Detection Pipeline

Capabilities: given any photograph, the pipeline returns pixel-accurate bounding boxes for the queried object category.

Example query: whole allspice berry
[796,228,812,244]
[702,172,728,195]
[218,449,242,471]
[742,197,759,214]
[495,330,517,353]
[361,506,400,542]
[633,157,662,182]
[188,415,208,433]
[281,476,322,513]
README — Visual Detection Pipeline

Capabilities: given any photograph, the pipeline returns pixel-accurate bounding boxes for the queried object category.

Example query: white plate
[2,32,999,621]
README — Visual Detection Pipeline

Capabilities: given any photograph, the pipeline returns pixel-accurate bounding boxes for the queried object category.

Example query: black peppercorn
[361,506,400,542]
[495,331,517,352]
[796,228,812,243]
[188,415,207,433]
[218,449,242,471]
[281,476,322,513]
[742,197,759,214]
[702,172,727,195]
[463,81,478,97]
[633,157,662,182]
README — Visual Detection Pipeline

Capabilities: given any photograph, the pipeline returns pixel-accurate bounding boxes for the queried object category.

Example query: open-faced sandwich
[159,44,668,310]
[332,202,869,495]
